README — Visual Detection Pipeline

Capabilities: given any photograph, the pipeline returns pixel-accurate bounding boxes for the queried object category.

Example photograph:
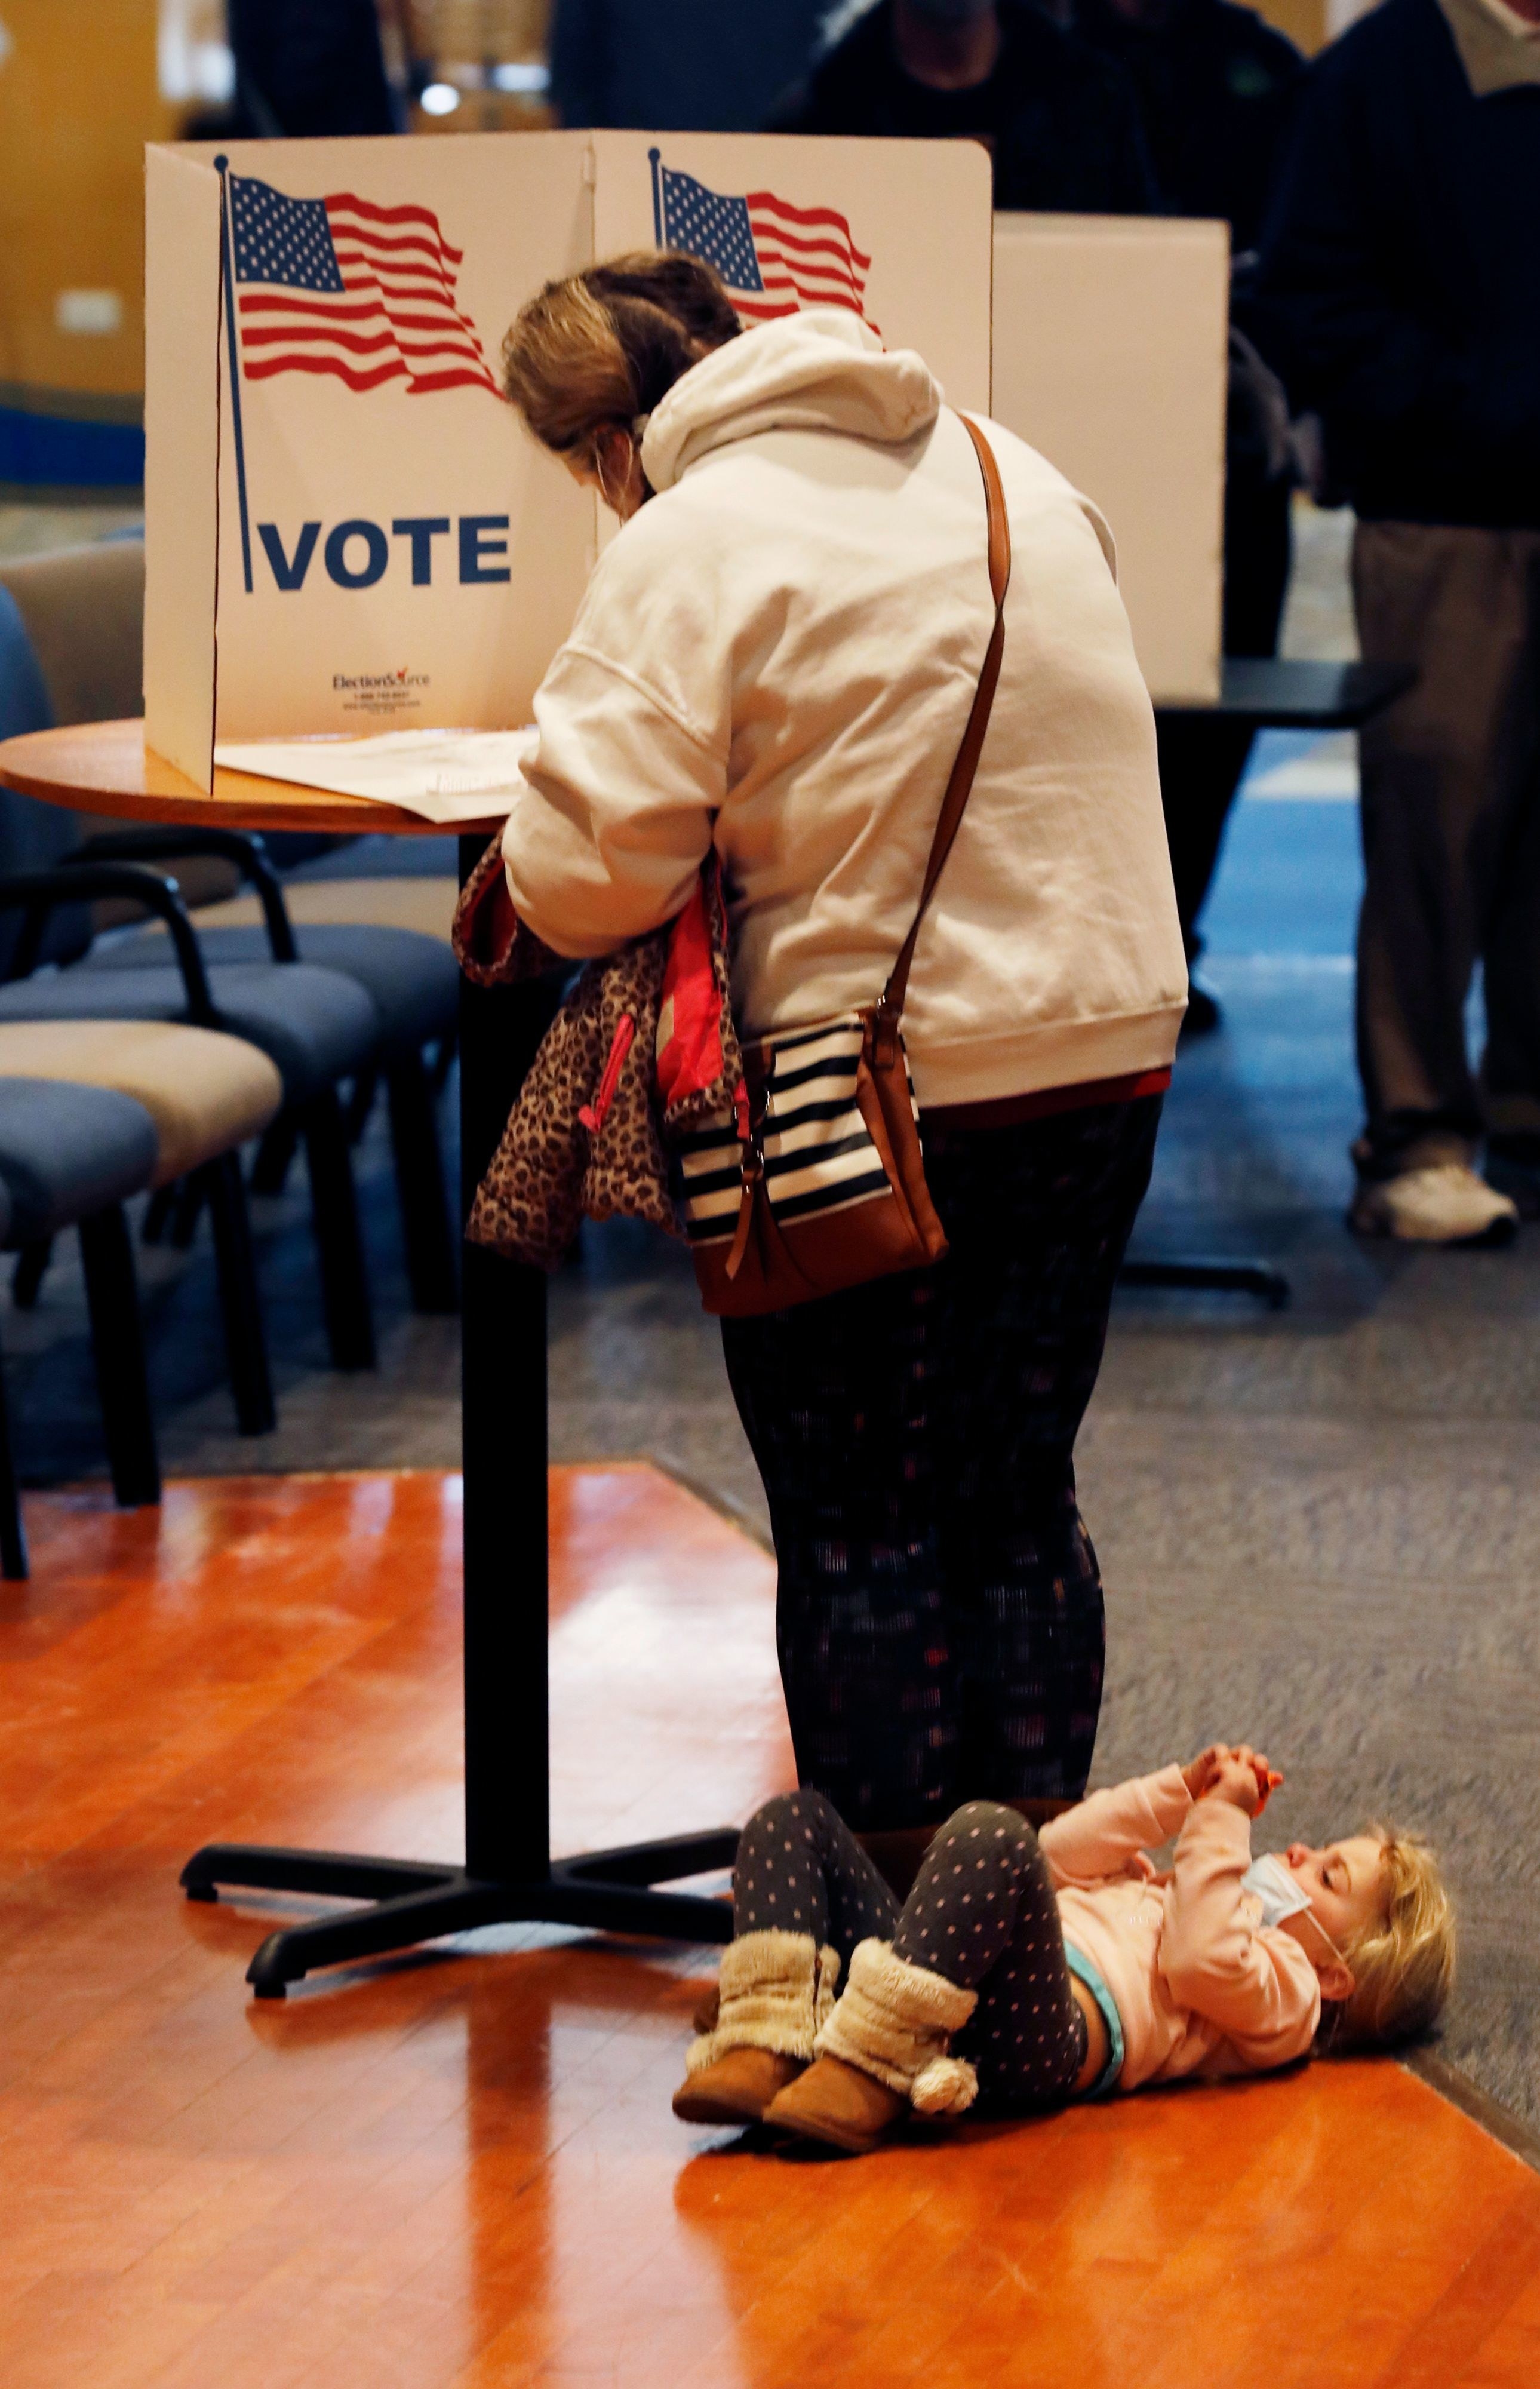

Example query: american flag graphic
[650,151,878,334]
[228,173,499,397]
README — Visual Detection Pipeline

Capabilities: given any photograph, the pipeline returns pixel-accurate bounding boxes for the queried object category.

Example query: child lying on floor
[673,1746,1455,2155]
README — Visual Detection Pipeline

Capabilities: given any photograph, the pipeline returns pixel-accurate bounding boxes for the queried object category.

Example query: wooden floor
[2,1466,1538,2388]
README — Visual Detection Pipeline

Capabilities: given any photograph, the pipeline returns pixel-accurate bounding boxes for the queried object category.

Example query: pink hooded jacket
[1040,1765,1322,2092]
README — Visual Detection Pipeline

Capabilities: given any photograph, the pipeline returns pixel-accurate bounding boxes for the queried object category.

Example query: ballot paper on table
[211,728,539,825]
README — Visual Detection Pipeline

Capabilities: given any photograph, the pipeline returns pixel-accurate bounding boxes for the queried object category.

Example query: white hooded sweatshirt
[500,309,1186,1107]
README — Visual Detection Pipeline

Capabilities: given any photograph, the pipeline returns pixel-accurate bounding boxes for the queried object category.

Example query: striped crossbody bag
[675,413,1012,1318]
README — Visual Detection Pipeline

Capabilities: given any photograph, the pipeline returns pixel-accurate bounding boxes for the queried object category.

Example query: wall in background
[1249,0,1381,57]
[0,0,174,487]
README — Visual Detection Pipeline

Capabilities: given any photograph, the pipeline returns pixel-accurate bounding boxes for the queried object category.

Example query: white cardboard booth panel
[143,149,223,787]
[991,213,1229,705]
[143,130,992,788]
[144,139,1227,781]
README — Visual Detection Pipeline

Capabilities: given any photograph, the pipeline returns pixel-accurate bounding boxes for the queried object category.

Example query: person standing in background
[1077,0,1304,1033]
[773,0,1157,214]
[226,0,403,136]
[1252,0,1539,1245]
[1075,0,1300,243]
[549,0,830,130]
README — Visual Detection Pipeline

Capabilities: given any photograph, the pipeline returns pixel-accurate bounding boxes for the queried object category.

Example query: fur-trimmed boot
[764,1938,979,2155]
[672,1930,841,2127]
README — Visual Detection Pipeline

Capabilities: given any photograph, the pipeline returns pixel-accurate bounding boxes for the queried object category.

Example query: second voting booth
[142,128,1228,787]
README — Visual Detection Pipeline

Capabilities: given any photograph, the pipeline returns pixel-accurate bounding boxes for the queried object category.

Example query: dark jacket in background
[776,0,1157,214]
[1076,0,1302,249]
[228,0,398,137]
[1250,0,1540,529]
[550,0,829,131]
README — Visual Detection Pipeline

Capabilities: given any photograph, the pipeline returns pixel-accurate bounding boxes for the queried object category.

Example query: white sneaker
[1349,1163,1520,1248]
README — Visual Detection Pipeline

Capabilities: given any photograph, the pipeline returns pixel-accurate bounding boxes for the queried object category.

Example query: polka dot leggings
[734,1790,1089,2108]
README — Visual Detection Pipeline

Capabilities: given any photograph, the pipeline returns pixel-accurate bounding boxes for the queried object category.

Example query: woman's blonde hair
[1327,1826,1455,2050]
[501,251,742,471]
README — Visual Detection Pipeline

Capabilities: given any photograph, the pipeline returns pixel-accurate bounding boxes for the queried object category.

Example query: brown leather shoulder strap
[878,413,1012,1035]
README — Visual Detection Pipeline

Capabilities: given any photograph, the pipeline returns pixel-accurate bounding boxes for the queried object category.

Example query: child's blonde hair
[1329,1826,1455,2050]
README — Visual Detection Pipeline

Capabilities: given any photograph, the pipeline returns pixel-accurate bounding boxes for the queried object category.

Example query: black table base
[179,839,744,1998]
[180,1831,738,1998]
[1117,1256,1288,1307]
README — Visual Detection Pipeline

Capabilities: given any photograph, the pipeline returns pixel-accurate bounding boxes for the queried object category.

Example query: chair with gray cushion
[0,853,383,1372]
[0,538,143,727]
[78,830,461,1314]
[0,555,383,1365]
[0,1012,283,1439]
[0,868,296,1435]
[0,542,242,915]
[0,1076,164,1580]
[0,584,90,977]
[207,829,460,941]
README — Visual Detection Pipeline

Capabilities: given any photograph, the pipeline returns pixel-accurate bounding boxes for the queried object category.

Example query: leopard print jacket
[451,838,741,1272]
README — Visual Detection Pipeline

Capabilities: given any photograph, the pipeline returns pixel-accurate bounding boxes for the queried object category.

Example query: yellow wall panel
[0,0,175,403]
[1252,0,1330,54]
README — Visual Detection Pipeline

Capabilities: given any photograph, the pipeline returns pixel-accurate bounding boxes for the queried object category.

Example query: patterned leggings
[721,1095,1162,1829]
[736,1789,1089,2109]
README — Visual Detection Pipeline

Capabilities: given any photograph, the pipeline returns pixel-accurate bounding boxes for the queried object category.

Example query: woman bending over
[495,253,1186,1829]
[675,1745,1454,2154]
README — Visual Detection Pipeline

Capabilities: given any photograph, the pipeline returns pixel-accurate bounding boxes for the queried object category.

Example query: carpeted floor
[5,512,1537,2131]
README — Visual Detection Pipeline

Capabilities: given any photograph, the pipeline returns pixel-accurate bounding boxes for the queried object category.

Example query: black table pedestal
[1117,1255,1288,1308]
[180,837,740,1997]
[180,1834,737,1998]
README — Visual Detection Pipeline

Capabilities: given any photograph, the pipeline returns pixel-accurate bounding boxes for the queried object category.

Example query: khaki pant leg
[1479,532,1540,1140]
[1352,521,1535,1175]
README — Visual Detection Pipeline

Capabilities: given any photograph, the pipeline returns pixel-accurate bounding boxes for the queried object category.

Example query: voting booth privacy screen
[143,130,994,790]
[991,213,1229,705]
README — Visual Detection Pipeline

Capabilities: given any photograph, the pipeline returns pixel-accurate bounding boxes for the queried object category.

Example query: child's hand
[1228,1744,1284,1812]
[1181,1745,1229,1801]
[1207,1752,1268,1816]
[1184,1743,1284,1811]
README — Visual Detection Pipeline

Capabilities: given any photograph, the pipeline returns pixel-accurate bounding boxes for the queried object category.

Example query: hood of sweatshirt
[640,308,943,493]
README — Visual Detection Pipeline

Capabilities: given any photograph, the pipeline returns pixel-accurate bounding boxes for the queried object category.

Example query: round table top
[0,718,508,838]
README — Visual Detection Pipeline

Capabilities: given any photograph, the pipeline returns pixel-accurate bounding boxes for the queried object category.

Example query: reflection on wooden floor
[2,1466,1537,2387]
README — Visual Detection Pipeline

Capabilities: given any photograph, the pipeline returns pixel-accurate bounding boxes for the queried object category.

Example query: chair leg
[0,1318,27,1580]
[11,1238,53,1310]
[78,1205,161,1510]
[201,1156,276,1436]
[170,1174,206,1250]
[250,1114,299,1197]
[300,1088,376,1371]
[345,1070,379,1143]
[142,1184,178,1245]
[386,1048,459,1315]
[431,1025,458,1093]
